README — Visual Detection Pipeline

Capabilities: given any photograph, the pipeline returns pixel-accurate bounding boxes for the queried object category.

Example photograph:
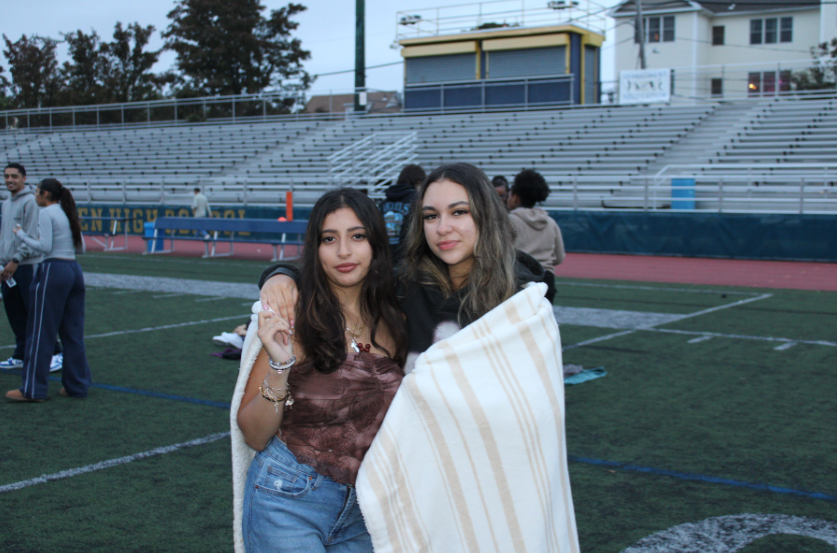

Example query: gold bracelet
[259,383,294,413]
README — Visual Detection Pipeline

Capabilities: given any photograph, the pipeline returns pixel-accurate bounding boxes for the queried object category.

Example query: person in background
[0,163,63,373]
[192,187,213,239]
[508,169,565,304]
[378,164,425,264]
[492,175,510,210]
[6,178,90,402]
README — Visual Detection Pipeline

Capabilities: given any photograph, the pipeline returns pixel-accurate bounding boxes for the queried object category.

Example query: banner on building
[619,68,671,105]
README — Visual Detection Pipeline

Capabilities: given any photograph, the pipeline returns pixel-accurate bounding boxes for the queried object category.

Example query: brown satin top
[279,351,404,486]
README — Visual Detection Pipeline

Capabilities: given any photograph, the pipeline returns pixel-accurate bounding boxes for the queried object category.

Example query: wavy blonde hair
[401,162,517,322]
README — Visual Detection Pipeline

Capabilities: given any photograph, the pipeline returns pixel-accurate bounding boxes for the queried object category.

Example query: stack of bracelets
[260,356,296,413]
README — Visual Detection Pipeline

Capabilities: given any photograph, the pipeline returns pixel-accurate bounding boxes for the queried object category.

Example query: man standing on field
[0,163,62,372]
[192,187,212,239]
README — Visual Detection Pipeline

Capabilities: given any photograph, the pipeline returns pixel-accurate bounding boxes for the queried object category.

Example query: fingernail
[262,303,268,310]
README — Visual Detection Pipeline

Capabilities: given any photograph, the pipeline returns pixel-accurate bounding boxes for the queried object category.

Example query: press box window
[712,26,724,46]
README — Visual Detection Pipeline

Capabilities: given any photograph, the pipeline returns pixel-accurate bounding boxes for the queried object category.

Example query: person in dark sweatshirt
[378,164,425,264]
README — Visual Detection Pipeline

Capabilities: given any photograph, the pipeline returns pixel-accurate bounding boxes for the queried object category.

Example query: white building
[609,0,837,101]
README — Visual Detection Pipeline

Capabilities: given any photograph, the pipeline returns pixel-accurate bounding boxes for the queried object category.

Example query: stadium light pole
[354,0,366,113]
[636,0,647,69]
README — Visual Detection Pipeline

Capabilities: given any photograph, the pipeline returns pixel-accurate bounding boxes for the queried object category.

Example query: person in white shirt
[192,187,213,239]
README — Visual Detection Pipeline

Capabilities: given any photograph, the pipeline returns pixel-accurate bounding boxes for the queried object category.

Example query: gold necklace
[346,323,365,353]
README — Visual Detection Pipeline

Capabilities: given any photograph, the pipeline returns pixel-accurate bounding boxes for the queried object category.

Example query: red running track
[83,236,837,292]
[554,253,837,292]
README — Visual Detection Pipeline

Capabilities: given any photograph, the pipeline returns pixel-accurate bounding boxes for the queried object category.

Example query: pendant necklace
[346,323,365,353]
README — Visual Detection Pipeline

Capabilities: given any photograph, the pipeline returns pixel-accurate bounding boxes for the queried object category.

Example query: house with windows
[609,0,837,100]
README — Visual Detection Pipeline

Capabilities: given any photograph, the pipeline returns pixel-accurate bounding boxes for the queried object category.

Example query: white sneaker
[50,353,63,372]
[0,357,23,369]
[212,332,244,349]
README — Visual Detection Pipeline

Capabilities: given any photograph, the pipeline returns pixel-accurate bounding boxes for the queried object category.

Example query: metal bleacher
[1,95,835,213]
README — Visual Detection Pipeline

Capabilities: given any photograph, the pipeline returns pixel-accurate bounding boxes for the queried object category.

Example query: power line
[315,61,402,78]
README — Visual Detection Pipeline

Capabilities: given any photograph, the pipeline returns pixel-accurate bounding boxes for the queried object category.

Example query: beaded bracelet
[268,355,296,374]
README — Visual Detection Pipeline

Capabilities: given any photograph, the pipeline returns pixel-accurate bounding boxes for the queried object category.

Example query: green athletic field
[1,253,835,553]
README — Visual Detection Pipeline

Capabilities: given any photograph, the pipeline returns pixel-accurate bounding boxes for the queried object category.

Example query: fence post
[718,178,724,213]
[799,177,805,214]
[643,178,648,211]
[572,178,578,210]
[232,98,236,122]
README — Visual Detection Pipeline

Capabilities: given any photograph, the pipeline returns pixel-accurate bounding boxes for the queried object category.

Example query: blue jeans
[242,437,372,553]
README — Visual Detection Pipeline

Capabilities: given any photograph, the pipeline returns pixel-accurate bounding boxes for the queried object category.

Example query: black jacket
[259,252,546,371]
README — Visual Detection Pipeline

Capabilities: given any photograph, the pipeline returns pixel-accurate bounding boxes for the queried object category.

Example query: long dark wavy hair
[401,162,517,323]
[294,188,407,373]
[39,178,83,249]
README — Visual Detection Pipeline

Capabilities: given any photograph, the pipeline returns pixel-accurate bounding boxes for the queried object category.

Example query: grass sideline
[0,252,835,552]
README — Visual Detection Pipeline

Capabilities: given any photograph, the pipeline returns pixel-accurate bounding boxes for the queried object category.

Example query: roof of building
[610,0,820,17]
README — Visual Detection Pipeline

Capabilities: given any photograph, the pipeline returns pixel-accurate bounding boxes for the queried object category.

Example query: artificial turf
[0,254,834,552]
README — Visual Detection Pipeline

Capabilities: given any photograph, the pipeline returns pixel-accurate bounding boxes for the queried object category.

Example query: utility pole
[636,0,647,69]
[354,0,366,113]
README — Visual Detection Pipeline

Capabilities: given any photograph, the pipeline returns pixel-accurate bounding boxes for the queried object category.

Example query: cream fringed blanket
[230,301,267,553]
[356,283,580,553]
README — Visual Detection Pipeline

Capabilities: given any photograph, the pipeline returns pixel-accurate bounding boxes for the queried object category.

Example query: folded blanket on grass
[356,283,580,553]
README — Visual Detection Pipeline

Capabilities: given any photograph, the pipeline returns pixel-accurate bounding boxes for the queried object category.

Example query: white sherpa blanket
[356,283,580,553]
[230,301,272,553]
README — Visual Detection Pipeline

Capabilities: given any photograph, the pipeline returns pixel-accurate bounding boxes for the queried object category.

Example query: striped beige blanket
[356,283,579,553]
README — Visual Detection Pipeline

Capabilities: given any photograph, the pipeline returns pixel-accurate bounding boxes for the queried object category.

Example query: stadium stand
[1,95,835,213]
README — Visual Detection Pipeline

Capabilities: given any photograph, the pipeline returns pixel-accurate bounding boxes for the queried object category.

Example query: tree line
[0,0,311,112]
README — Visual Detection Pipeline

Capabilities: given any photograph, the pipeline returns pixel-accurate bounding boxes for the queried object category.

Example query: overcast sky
[2,0,625,96]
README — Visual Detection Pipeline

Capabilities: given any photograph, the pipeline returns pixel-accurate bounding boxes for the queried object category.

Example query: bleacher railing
[0,90,333,132]
[37,169,834,215]
[327,132,418,189]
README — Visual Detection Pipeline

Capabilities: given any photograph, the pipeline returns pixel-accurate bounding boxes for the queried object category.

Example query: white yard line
[671,293,774,321]
[687,335,714,344]
[152,293,185,299]
[558,281,758,296]
[774,342,798,351]
[195,297,229,302]
[562,294,776,350]
[1,314,248,350]
[563,330,637,351]
[645,328,835,348]
[0,432,230,494]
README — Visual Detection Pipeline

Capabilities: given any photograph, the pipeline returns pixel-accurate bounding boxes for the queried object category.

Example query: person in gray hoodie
[508,169,565,304]
[0,163,62,371]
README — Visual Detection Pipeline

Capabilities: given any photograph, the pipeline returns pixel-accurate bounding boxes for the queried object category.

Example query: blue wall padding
[550,211,837,261]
